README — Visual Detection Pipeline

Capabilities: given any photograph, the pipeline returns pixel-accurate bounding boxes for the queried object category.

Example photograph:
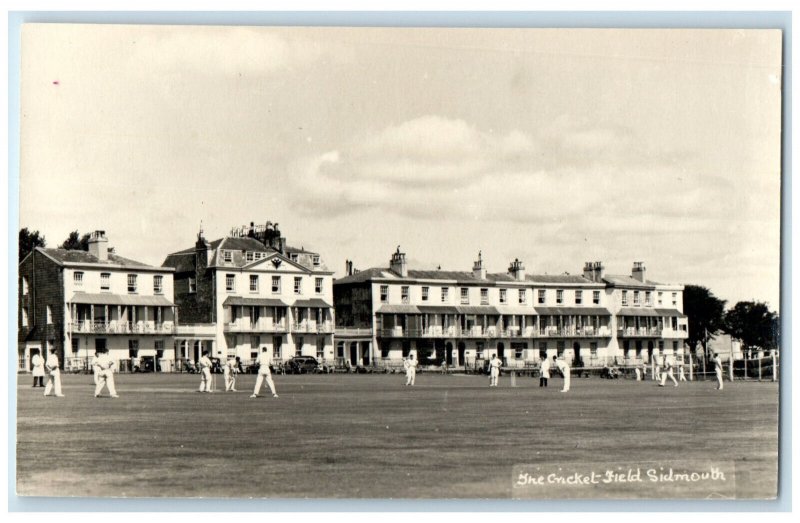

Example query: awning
[497,306,538,316]
[223,297,287,307]
[417,305,459,314]
[291,298,332,308]
[655,308,687,318]
[456,305,500,315]
[535,306,612,316]
[617,307,658,317]
[68,293,174,307]
[376,304,421,314]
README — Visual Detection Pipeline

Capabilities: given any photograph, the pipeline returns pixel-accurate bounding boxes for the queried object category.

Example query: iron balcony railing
[377,326,612,338]
[70,321,175,334]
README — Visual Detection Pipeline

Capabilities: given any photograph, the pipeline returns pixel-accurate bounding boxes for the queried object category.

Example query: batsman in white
[198,351,213,393]
[43,351,64,397]
[403,354,418,386]
[653,359,661,382]
[94,349,119,398]
[488,353,502,387]
[554,355,570,393]
[224,356,239,392]
[659,355,678,387]
[251,346,278,398]
[712,352,723,390]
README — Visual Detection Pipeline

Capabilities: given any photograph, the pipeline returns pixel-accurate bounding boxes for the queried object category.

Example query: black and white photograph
[13,19,784,502]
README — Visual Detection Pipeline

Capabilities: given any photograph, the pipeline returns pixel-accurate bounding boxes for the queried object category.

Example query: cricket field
[15,372,779,499]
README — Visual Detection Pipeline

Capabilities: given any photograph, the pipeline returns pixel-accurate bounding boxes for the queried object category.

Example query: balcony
[617,327,663,338]
[224,321,287,333]
[70,321,174,335]
[537,326,611,338]
[334,327,373,337]
[290,322,334,334]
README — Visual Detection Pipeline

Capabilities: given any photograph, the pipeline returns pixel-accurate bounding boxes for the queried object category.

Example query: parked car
[285,356,320,374]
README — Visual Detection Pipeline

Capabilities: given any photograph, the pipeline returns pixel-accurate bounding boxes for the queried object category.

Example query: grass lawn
[15,372,778,499]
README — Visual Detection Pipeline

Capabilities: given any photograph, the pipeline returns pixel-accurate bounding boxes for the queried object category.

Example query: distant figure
[713,352,723,390]
[488,354,502,387]
[678,362,687,382]
[91,351,101,388]
[404,354,418,386]
[539,357,550,387]
[224,356,239,392]
[659,355,678,387]
[251,347,278,398]
[554,355,570,393]
[31,352,45,388]
[654,359,661,382]
[94,349,119,398]
[198,351,213,393]
[634,361,643,381]
[43,352,64,397]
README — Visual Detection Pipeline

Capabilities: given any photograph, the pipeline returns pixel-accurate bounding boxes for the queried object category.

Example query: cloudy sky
[19,25,782,310]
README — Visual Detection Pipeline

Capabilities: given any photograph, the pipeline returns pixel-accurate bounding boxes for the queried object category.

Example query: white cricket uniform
[94,353,118,397]
[91,355,101,386]
[198,355,213,392]
[43,353,64,397]
[540,359,551,378]
[31,353,45,387]
[679,365,687,381]
[489,357,502,387]
[224,358,238,391]
[555,359,570,392]
[654,363,661,382]
[713,356,723,390]
[660,360,678,387]
[404,358,418,386]
[252,352,277,397]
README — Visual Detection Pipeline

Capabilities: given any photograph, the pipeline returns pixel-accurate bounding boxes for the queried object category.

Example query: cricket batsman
[224,356,239,392]
[198,351,213,393]
[404,354,417,386]
[43,351,64,397]
[94,348,119,398]
[713,352,723,390]
[659,355,678,387]
[488,353,502,387]
[554,355,570,392]
[251,346,278,398]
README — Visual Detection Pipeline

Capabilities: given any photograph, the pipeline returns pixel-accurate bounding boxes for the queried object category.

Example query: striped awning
[617,307,658,317]
[376,304,421,314]
[535,307,612,316]
[417,305,459,314]
[223,297,287,307]
[68,293,174,306]
[455,305,500,315]
[498,306,538,316]
[291,298,332,308]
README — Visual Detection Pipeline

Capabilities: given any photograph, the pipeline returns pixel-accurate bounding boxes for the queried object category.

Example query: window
[538,289,546,304]
[129,339,139,352]
[460,288,469,305]
[250,335,260,349]
[312,255,320,267]
[155,340,165,352]
[538,342,547,359]
[556,289,564,304]
[380,285,389,303]
[499,289,507,304]
[590,342,598,358]
[74,272,84,286]
[246,251,254,262]
[673,341,679,352]
[316,338,324,359]
[518,289,527,304]
[250,306,261,324]
[223,250,232,263]
[557,341,565,356]
[295,337,303,357]
[441,287,449,303]
[46,306,53,324]
[127,274,137,293]
[71,338,79,354]
[100,273,110,291]
[422,287,429,301]
[290,254,299,262]
[512,342,527,359]
[645,291,652,306]
[315,277,323,294]
[621,290,628,306]
[634,291,640,306]
[272,276,281,293]
[22,277,29,295]
[273,337,282,359]
[593,290,600,305]
[188,277,196,293]
[480,288,489,305]
[401,286,410,304]
[575,290,582,305]
[95,338,107,352]
[154,275,163,294]
[476,342,484,359]
[250,275,259,293]
[658,292,663,305]
[226,274,235,292]
[672,293,677,306]
[21,307,28,327]
[294,277,302,295]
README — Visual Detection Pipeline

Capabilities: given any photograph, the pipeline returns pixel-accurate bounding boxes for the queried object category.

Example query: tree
[19,228,46,262]
[723,301,779,355]
[60,231,91,251]
[683,285,727,354]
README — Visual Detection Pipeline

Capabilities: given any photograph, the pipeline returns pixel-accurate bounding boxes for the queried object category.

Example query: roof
[617,307,681,317]
[335,267,596,286]
[455,305,500,315]
[291,298,332,309]
[222,297,286,307]
[535,306,612,316]
[417,305,459,314]
[67,293,174,306]
[161,252,196,273]
[38,248,170,272]
[655,308,687,318]
[602,275,660,288]
[376,304,421,314]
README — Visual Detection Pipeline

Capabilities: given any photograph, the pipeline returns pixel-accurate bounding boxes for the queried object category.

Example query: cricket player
[653,359,661,382]
[659,355,678,387]
[251,347,278,398]
[678,362,687,382]
[198,351,213,393]
[488,354,502,387]
[91,351,101,387]
[43,351,64,397]
[224,356,239,392]
[554,355,570,392]
[539,356,550,387]
[404,354,418,386]
[94,349,119,398]
[31,352,45,387]
[713,352,723,390]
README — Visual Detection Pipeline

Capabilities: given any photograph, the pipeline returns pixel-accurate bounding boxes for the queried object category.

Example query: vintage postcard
[16,24,782,500]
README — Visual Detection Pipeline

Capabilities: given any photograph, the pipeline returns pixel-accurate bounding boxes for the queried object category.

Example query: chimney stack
[508,258,526,281]
[473,251,486,280]
[390,246,408,277]
[87,230,109,262]
[632,261,646,282]
[583,262,594,281]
